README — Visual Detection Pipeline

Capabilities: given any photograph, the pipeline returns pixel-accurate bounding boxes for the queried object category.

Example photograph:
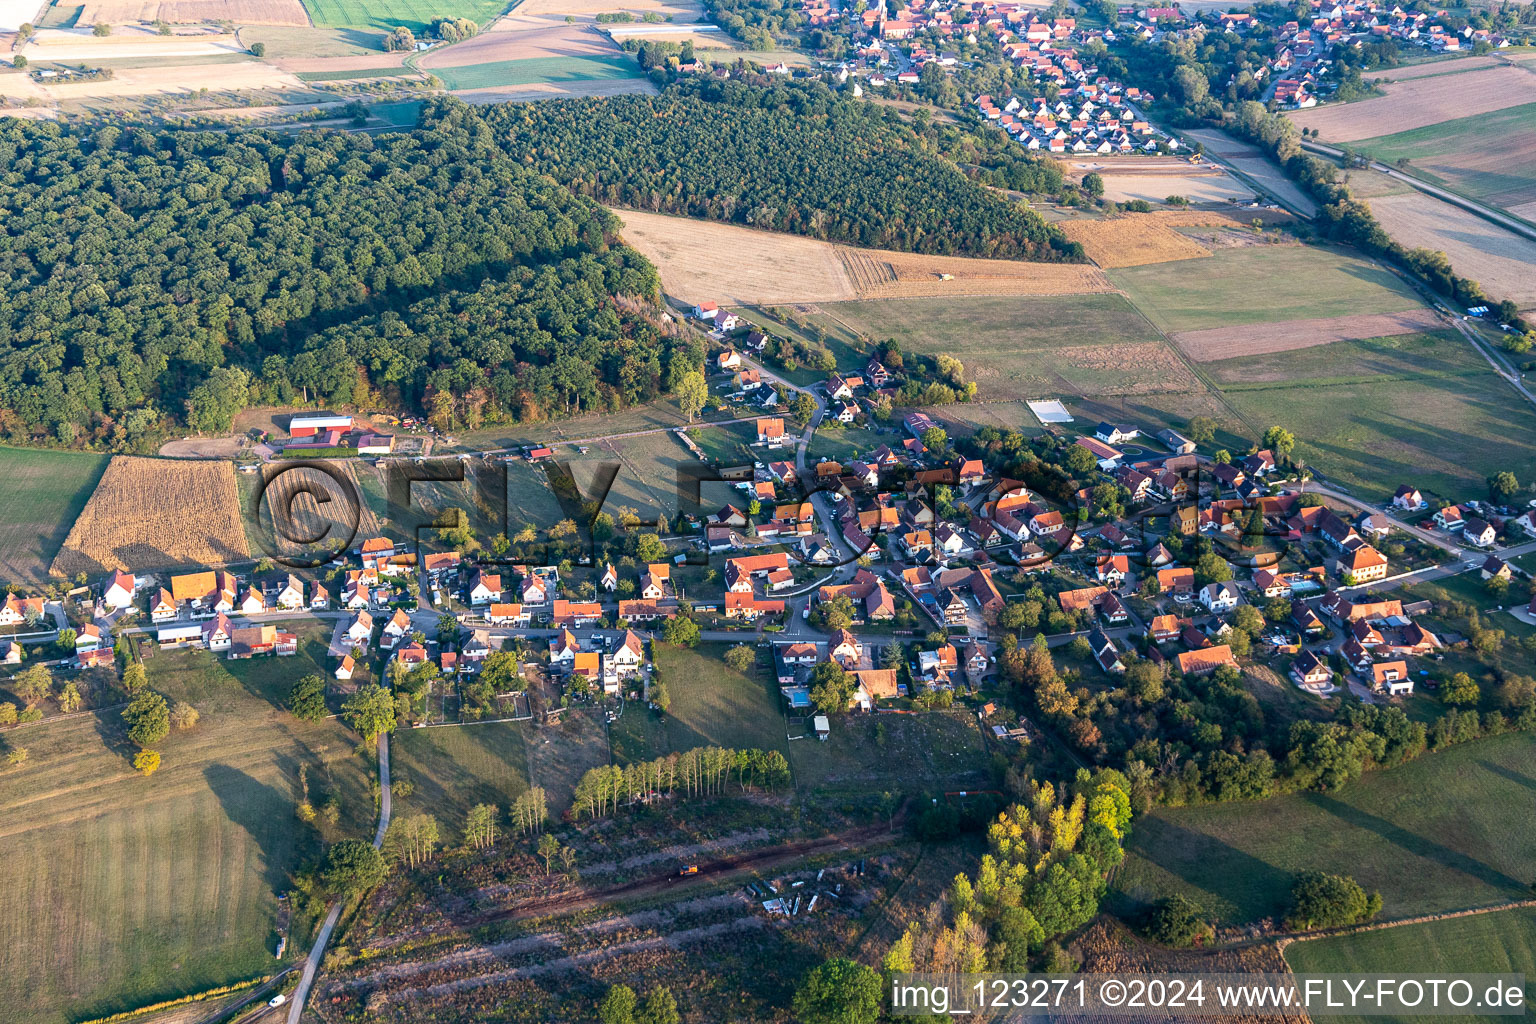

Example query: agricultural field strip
[1288,64,1536,142]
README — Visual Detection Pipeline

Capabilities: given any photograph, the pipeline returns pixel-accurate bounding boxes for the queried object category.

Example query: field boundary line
[1276,898,1536,956]
[1301,139,1536,243]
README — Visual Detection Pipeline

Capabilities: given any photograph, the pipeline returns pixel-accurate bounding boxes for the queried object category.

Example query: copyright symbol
[1099,980,1126,1007]
[250,461,362,569]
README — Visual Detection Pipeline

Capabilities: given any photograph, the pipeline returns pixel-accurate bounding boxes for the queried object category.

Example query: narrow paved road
[287,732,391,1023]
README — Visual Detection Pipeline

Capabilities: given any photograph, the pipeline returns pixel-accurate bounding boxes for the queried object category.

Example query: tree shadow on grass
[205,762,302,895]
[1476,759,1536,795]
[1113,818,1295,925]
[1307,792,1528,895]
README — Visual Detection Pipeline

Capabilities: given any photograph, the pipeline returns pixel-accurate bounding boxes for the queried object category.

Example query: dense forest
[701,0,801,49]
[467,80,1081,261]
[0,99,679,447]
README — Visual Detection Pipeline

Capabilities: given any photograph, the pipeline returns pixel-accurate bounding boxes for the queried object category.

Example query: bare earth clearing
[617,210,1112,303]
[75,0,310,24]
[51,456,250,576]
[1367,191,1536,306]
[1289,65,1536,141]
[1059,215,1212,268]
[1171,308,1444,362]
[1068,157,1256,204]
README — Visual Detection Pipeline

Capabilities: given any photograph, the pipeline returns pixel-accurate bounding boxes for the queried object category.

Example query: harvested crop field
[1367,191,1536,306]
[839,248,1111,298]
[1171,308,1444,362]
[1362,54,1502,81]
[514,0,703,17]
[419,15,621,65]
[1349,102,1536,214]
[1058,214,1211,268]
[617,210,1112,304]
[76,0,310,24]
[35,61,302,98]
[51,456,250,576]
[244,460,382,566]
[1289,65,1536,142]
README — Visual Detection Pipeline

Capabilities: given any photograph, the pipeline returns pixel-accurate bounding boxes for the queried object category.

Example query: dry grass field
[1171,308,1444,361]
[76,0,310,24]
[1363,54,1502,81]
[1367,191,1536,306]
[1058,215,1212,268]
[840,248,1111,298]
[30,61,303,99]
[617,210,1112,304]
[51,456,250,576]
[618,210,856,303]
[1289,64,1536,141]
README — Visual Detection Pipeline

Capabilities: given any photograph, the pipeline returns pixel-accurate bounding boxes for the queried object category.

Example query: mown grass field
[392,723,530,843]
[610,643,788,764]
[0,626,371,1024]
[1285,908,1536,1024]
[1204,330,1536,499]
[1349,101,1536,215]
[1108,246,1423,333]
[1112,731,1536,927]
[432,55,640,91]
[815,294,1192,401]
[0,446,111,584]
[302,0,511,32]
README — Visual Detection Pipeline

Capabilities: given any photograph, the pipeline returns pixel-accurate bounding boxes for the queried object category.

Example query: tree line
[465,80,1081,262]
[0,99,684,447]
[571,746,791,819]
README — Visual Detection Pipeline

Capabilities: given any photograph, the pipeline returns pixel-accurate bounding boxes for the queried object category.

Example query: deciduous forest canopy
[472,80,1079,261]
[0,83,1071,449]
[0,100,674,447]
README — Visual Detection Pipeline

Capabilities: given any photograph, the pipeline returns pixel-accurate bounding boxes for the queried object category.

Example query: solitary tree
[724,643,755,672]
[320,838,387,897]
[122,690,170,747]
[675,370,708,423]
[537,831,560,874]
[133,749,161,776]
[288,674,328,722]
[342,684,397,741]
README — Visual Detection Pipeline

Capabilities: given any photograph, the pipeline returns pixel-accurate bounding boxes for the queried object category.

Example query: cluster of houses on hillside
[976,89,1175,154]
[1204,1,1514,109]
